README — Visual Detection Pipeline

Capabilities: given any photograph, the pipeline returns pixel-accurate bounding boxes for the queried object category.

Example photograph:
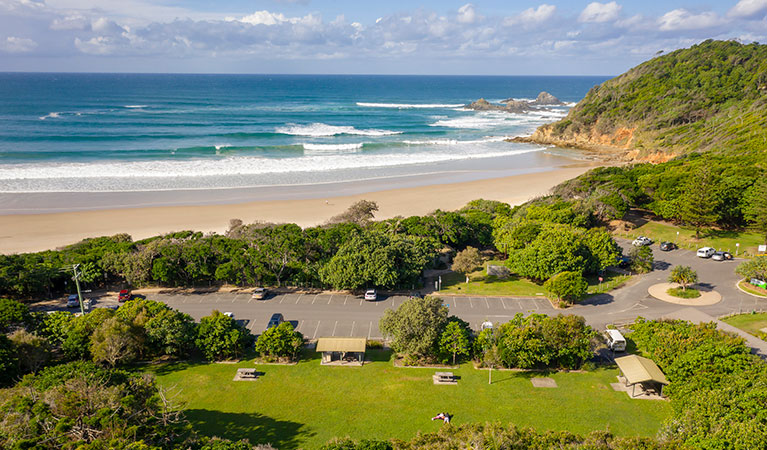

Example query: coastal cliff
[518,40,767,162]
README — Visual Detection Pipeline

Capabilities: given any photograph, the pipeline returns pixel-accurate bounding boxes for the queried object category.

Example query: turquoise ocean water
[0,74,607,193]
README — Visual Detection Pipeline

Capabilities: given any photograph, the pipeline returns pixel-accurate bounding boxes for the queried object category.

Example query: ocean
[0,73,607,194]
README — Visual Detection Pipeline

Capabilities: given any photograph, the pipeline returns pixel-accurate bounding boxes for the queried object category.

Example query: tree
[0,298,31,332]
[90,317,144,366]
[628,245,654,273]
[379,296,448,361]
[145,308,197,357]
[0,334,18,386]
[451,246,482,282]
[327,200,379,225]
[582,228,622,273]
[439,321,471,365]
[744,178,767,244]
[669,266,698,290]
[254,321,304,361]
[735,255,767,281]
[676,167,718,238]
[543,271,588,304]
[38,311,74,347]
[8,329,50,373]
[62,307,115,360]
[508,223,591,281]
[196,310,252,361]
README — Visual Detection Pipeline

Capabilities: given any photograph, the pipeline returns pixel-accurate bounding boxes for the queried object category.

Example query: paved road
[570,239,766,330]
[47,239,767,342]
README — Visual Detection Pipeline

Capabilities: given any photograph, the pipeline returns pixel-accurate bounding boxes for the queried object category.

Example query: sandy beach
[0,166,594,254]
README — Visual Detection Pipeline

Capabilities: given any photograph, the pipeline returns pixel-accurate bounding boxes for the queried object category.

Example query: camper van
[605,329,627,352]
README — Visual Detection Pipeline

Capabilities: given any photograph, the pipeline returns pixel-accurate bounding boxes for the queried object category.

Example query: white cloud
[728,0,767,18]
[0,36,38,52]
[50,15,89,30]
[457,4,478,24]
[579,2,622,23]
[658,9,723,31]
[519,4,556,23]
[237,11,290,26]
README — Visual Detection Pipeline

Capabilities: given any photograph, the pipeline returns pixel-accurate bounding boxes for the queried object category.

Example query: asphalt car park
[151,291,553,338]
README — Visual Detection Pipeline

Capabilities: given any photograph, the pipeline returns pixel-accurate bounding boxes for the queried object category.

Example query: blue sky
[1,0,766,75]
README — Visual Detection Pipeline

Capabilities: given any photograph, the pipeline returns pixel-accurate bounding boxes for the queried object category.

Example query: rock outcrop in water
[465,91,563,113]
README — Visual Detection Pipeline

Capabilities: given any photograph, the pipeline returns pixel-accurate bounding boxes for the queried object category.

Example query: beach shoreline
[0,165,596,254]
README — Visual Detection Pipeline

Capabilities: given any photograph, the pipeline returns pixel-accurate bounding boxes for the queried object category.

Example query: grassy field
[722,312,767,338]
[585,273,631,295]
[438,269,544,296]
[618,221,764,256]
[150,351,671,449]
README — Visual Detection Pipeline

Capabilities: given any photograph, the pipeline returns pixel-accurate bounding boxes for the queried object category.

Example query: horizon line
[0,70,615,78]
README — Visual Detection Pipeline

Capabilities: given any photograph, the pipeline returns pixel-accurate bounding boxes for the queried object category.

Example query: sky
[0,0,766,75]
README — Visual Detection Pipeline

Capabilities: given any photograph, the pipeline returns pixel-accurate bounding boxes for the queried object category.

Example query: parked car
[659,241,677,251]
[632,236,653,246]
[409,291,424,299]
[617,256,631,269]
[251,287,268,300]
[224,312,234,318]
[267,313,284,329]
[712,251,733,261]
[118,289,132,302]
[697,247,716,258]
[364,289,378,301]
[66,294,79,308]
[605,329,627,352]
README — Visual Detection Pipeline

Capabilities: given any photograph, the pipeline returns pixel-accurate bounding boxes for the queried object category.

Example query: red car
[118,289,132,302]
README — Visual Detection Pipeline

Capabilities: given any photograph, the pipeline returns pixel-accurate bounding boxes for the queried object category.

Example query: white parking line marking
[350,321,356,336]
[484,297,490,309]
[332,321,338,336]
[359,298,364,306]
[279,295,286,304]
[313,321,321,339]
[470,298,475,309]
[517,299,523,309]
[248,319,257,332]
[328,295,333,305]
[295,320,303,332]
[501,299,509,310]
[295,294,302,304]
[344,295,348,305]
[312,295,318,305]
[182,298,187,303]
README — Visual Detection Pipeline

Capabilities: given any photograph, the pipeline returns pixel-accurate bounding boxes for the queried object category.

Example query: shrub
[254,321,304,361]
[0,298,31,332]
[379,296,448,361]
[666,287,701,299]
[196,310,252,361]
[544,271,588,304]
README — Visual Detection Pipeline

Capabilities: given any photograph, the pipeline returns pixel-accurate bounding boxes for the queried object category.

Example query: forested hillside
[526,40,767,160]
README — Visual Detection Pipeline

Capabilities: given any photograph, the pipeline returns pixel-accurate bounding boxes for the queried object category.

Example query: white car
[224,312,234,318]
[697,247,715,258]
[364,289,377,301]
[632,236,653,246]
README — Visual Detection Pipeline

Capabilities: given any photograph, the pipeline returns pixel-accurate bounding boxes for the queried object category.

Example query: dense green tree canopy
[379,296,448,360]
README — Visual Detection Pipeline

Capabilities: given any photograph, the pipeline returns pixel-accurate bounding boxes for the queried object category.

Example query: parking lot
[151,291,553,339]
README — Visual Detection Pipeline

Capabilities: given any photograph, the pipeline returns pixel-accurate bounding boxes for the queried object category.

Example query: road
[49,239,767,340]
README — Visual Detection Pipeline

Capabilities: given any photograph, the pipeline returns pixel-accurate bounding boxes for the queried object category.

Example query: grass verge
[618,221,763,257]
[738,280,767,298]
[722,312,767,339]
[149,350,671,449]
[438,268,543,297]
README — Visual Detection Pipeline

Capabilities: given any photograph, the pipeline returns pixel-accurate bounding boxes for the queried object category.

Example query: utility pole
[71,264,85,315]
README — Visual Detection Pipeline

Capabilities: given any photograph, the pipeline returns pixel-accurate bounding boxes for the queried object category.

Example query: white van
[605,329,627,352]
[697,247,715,258]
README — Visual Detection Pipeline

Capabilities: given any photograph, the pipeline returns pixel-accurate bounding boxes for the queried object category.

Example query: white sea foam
[356,102,464,109]
[429,112,514,129]
[39,112,61,120]
[124,105,148,109]
[276,123,401,137]
[403,136,510,146]
[0,147,543,189]
[302,143,363,152]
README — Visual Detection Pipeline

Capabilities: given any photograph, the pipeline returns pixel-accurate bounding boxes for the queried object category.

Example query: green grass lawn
[722,312,767,338]
[150,351,671,449]
[618,221,764,256]
[586,272,632,295]
[438,269,544,296]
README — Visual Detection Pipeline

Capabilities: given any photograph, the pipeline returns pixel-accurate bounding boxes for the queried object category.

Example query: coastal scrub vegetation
[538,40,767,158]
